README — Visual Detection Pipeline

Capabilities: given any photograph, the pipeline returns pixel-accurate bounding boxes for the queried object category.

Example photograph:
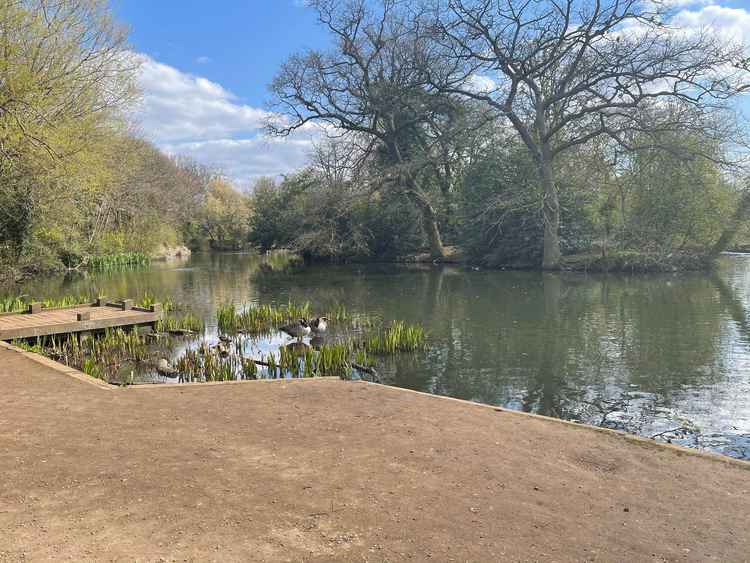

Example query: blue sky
[113,1,329,108]
[113,0,750,185]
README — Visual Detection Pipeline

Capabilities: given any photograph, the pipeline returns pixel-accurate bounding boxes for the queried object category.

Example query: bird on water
[309,316,328,335]
[280,318,311,340]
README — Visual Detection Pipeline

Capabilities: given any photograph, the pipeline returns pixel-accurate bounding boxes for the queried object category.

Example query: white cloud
[133,53,270,144]
[672,4,750,43]
[161,137,314,186]
[466,74,497,94]
[195,55,211,65]
[130,53,315,183]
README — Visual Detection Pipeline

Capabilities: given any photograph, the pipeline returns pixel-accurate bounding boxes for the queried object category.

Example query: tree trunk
[406,183,446,259]
[415,195,446,259]
[539,156,561,269]
[710,189,750,259]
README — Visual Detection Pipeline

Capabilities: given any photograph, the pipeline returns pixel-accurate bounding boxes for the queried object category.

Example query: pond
[6,252,750,460]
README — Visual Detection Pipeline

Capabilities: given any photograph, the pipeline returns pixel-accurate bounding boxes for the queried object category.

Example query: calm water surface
[10,252,750,459]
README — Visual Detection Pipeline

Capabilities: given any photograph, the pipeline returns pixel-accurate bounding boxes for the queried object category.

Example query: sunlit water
[8,252,750,460]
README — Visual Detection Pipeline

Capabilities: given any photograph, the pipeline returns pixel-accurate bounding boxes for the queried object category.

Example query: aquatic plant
[363,321,426,354]
[158,312,204,334]
[87,252,151,272]
[0,294,95,313]
[217,302,312,334]
[24,329,155,381]
[316,342,353,378]
[242,358,258,379]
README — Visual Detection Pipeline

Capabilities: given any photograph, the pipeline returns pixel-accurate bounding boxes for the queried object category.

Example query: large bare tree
[431,0,746,268]
[269,0,481,259]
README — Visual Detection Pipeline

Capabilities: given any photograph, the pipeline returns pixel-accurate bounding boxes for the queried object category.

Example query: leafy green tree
[199,179,251,250]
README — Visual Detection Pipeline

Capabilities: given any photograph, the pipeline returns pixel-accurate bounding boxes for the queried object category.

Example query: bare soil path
[0,343,748,562]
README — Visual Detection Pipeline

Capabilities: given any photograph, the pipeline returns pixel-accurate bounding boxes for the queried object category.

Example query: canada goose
[280,318,311,340]
[309,316,328,335]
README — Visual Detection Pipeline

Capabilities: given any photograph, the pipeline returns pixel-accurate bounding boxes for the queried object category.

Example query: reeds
[158,312,204,334]
[0,294,94,313]
[174,348,244,382]
[88,252,151,271]
[363,321,426,354]
[22,329,153,381]
[217,302,312,334]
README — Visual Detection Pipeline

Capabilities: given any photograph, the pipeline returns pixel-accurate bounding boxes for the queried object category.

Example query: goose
[280,318,311,340]
[309,316,328,335]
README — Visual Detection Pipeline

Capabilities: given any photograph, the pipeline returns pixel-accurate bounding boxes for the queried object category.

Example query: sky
[113,0,750,186]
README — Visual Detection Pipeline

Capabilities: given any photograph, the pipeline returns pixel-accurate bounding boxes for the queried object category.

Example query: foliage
[621,134,735,253]
[196,178,251,250]
[248,169,424,261]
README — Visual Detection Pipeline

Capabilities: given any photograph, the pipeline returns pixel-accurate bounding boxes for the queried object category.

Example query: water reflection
[7,252,750,459]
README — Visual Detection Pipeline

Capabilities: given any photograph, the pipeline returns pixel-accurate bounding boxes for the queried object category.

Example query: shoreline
[2,340,746,468]
[2,248,738,289]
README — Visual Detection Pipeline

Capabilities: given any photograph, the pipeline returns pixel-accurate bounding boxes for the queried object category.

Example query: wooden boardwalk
[0,300,160,340]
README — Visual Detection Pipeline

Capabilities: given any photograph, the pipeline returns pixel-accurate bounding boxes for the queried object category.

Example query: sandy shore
[1,343,748,562]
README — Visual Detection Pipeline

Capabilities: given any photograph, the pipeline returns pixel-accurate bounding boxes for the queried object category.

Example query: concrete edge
[0,340,115,390]
[4,339,748,470]
[353,380,750,471]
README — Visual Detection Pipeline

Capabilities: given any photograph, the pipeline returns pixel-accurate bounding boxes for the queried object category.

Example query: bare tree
[269,0,481,259]
[431,0,746,268]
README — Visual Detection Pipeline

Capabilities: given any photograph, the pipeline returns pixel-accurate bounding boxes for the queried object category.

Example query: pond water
[8,252,750,460]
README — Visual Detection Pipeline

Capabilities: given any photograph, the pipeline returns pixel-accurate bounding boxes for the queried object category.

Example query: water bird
[156,358,178,378]
[309,316,328,335]
[280,318,311,340]
[218,334,232,344]
[214,341,230,356]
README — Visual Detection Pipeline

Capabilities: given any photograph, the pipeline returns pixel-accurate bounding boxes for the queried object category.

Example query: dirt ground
[1,343,749,562]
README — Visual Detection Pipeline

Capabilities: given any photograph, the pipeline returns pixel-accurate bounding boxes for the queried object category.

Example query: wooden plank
[0,311,159,340]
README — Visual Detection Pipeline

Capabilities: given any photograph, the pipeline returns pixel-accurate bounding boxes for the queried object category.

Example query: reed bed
[175,349,243,382]
[217,302,312,334]
[0,294,94,313]
[14,329,153,381]
[8,295,427,384]
[88,252,151,271]
[158,312,204,334]
[363,321,426,354]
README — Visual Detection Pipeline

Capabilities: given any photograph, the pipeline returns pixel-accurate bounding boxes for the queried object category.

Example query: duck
[309,316,328,335]
[280,318,311,340]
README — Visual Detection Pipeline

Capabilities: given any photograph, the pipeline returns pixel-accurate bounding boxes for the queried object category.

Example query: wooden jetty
[0,299,161,341]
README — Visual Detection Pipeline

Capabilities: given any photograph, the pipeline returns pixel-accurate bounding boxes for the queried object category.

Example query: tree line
[0,0,253,282]
[3,0,750,280]
[257,0,750,270]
